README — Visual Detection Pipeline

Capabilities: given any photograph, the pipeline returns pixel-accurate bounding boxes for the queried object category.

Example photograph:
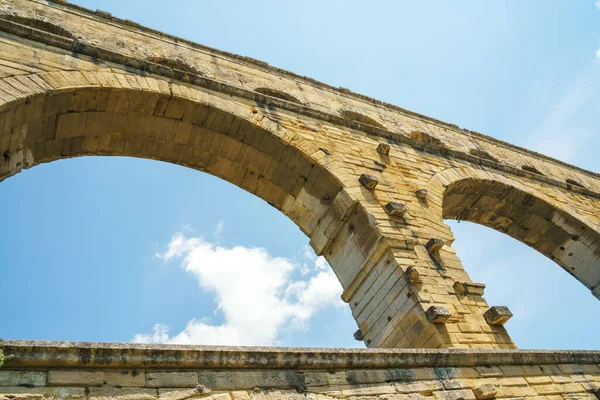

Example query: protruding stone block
[474,384,497,400]
[453,281,486,296]
[353,329,364,341]
[484,306,513,325]
[425,238,444,254]
[384,202,406,217]
[359,173,379,190]
[426,305,451,324]
[415,189,428,200]
[377,142,390,155]
[404,266,422,284]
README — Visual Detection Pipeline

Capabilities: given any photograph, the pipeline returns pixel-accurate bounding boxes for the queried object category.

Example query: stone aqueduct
[1,0,600,349]
[1,3,600,400]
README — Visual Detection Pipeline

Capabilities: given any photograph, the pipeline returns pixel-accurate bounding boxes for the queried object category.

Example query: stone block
[0,371,46,387]
[426,305,452,324]
[415,189,428,200]
[474,384,497,400]
[453,282,486,296]
[377,142,390,155]
[47,371,104,386]
[158,387,209,400]
[484,306,513,325]
[89,388,158,400]
[353,329,364,341]
[0,387,86,400]
[404,267,422,284]
[103,371,146,387]
[425,238,444,254]
[433,389,476,400]
[198,371,304,390]
[384,202,406,217]
[146,373,198,388]
[359,173,379,190]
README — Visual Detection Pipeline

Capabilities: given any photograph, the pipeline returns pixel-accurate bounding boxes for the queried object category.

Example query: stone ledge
[1,8,600,188]
[2,341,600,370]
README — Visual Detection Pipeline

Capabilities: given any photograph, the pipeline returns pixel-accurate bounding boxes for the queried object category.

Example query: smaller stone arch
[427,167,600,300]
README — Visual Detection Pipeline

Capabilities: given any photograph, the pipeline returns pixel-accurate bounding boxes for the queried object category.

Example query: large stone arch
[0,70,393,339]
[0,71,352,234]
[427,167,600,300]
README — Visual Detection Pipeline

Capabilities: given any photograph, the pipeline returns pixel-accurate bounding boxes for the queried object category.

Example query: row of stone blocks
[2,341,600,400]
[2,364,600,400]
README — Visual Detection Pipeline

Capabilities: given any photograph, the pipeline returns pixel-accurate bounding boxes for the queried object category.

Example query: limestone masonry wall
[0,0,598,350]
[2,342,600,400]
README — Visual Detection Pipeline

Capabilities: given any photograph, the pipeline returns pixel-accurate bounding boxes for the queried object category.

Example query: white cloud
[595,0,600,11]
[596,48,600,59]
[212,220,224,242]
[135,231,343,346]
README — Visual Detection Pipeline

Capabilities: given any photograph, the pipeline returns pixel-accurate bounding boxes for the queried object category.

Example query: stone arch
[0,70,389,326]
[427,167,600,300]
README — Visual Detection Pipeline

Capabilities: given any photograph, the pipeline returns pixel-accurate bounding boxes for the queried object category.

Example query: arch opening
[442,178,600,299]
[0,75,386,346]
[0,154,359,347]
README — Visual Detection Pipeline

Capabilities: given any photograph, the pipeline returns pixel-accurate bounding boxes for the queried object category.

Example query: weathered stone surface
[0,387,86,400]
[89,388,158,400]
[473,384,497,400]
[2,342,600,400]
[433,389,476,400]
[104,372,146,388]
[146,373,198,388]
[157,388,209,400]
[47,371,104,387]
[0,371,46,387]
[198,371,304,390]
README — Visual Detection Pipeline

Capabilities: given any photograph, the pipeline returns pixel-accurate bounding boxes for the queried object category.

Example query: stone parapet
[1,342,600,400]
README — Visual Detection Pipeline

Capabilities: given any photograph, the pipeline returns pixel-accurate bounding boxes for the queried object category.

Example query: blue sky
[1,0,599,349]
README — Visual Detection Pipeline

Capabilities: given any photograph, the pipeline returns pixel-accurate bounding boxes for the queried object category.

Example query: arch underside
[0,82,347,237]
[443,178,600,297]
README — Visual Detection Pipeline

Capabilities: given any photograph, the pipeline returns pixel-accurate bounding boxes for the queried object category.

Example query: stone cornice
[3,340,600,370]
[0,6,599,199]
[37,1,600,182]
